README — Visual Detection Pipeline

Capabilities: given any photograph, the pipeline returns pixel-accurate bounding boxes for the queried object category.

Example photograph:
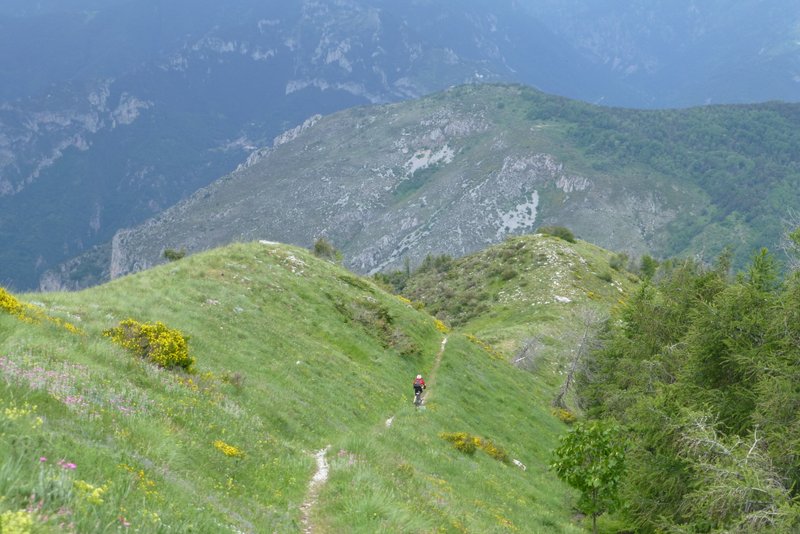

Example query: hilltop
[0,239,615,532]
[52,83,800,290]
[398,232,638,408]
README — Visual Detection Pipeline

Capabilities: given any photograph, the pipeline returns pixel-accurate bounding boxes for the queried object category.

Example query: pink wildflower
[57,459,77,470]
[39,456,47,462]
[119,516,131,528]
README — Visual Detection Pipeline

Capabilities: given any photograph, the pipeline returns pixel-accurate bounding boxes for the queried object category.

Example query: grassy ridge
[0,241,583,532]
[403,234,638,394]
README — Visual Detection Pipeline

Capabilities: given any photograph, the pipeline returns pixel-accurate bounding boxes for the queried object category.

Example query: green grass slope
[401,233,639,403]
[0,241,584,533]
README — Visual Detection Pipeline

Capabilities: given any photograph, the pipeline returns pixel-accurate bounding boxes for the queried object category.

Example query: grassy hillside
[0,241,588,532]
[400,233,638,402]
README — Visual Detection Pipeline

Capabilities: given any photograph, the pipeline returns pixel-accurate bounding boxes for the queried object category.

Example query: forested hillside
[580,246,800,531]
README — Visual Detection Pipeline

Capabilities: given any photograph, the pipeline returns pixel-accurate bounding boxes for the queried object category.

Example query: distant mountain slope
[50,84,800,290]
[4,0,800,290]
[0,241,586,532]
[0,0,609,290]
[522,0,800,107]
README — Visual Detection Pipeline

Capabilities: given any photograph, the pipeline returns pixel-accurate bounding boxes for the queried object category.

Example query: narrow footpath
[300,335,448,531]
[422,336,448,405]
[299,445,330,534]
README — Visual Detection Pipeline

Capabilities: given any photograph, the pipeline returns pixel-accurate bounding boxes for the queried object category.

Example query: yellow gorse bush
[465,334,504,360]
[0,287,26,317]
[104,319,195,371]
[213,439,245,458]
[74,479,109,505]
[434,318,450,334]
[552,407,577,425]
[440,432,509,463]
[0,509,34,534]
[473,436,509,463]
[439,432,477,454]
[0,286,83,333]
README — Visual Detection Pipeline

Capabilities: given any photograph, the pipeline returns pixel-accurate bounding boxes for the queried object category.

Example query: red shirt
[414,378,426,387]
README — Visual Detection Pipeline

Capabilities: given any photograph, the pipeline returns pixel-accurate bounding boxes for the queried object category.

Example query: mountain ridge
[4,0,800,290]
[49,83,800,290]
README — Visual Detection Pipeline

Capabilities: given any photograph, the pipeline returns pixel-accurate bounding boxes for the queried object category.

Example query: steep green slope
[0,241,584,532]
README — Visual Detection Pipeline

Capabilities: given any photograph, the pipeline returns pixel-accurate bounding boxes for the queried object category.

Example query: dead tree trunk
[553,308,604,409]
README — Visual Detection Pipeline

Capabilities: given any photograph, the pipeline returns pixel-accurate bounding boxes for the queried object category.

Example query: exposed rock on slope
[73,84,701,285]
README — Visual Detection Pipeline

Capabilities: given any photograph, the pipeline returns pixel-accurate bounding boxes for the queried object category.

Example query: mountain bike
[413,387,425,406]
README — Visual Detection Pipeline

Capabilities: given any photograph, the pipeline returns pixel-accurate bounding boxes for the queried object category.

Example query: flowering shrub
[213,440,245,458]
[0,287,83,333]
[440,432,477,455]
[433,319,450,334]
[473,437,509,463]
[440,432,509,463]
[0,510,34,534]
[104,319,194,371]
[74,479,109,505]
[0,287,26,317]
[552,407,577,425]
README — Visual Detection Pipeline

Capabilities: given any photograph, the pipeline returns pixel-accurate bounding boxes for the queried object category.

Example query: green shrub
[500,268,518,281]
[597,271,613,283]
[536,226,576,243]
[163,248,186,261]
[609,252,628,271]
[639,254,659,278]
[221,371,246,390]
[104,318,195,371]
[312,237,341,262]
[415,254,454,274]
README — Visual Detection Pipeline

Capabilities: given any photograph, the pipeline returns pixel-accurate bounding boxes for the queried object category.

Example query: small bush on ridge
[553,407,577,425]
[163,248,187,261]
[537,225,576,243]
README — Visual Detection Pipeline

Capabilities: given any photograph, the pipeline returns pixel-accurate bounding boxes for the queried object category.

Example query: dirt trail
[421,336,448,404]
[299,336,448,531]
[299,445,330,534]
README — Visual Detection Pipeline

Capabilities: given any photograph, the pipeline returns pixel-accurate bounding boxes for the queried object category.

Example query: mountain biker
[413,374,426,397]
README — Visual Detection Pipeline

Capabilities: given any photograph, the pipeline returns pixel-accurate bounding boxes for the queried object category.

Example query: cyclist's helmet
[416,374,422,379]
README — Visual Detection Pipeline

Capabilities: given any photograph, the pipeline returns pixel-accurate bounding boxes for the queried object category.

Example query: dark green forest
[580,245,800,532]
[522,88,800,265]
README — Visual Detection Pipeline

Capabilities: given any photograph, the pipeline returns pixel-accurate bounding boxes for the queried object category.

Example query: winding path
[299,335,448,531]
[299,445,330,534]
[421,336,448,405]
